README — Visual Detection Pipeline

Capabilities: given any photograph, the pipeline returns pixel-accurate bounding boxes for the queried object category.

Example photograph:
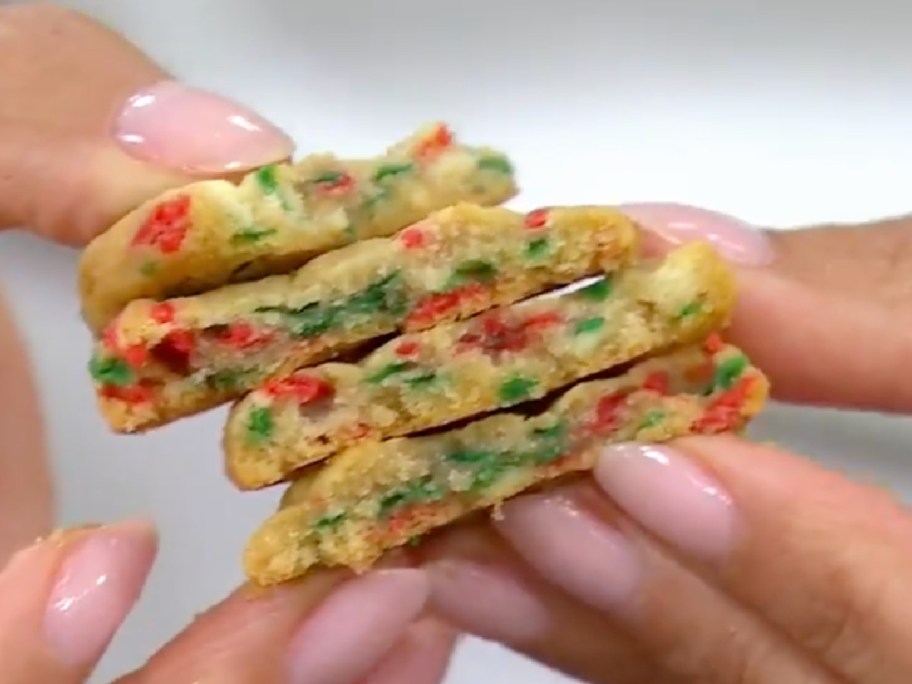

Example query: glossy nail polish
[113,80,294,174]
[596,443,735,560]
[620,202,775,266]
[495,493,641,613]
[44,520,157,666]
[285,569,429,684]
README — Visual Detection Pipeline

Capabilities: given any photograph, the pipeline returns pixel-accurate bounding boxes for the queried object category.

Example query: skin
[4,3,912,684]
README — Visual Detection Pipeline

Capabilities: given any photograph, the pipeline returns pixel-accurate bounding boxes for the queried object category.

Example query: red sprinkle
[350,422,372,439]
[591,391,632,434]
[264,373,334,405]
[399,226,427,249]
[415,125,453,158]
[522,311,563,331]
[132,194,192,254]
[318,173,355,195]
[101,323,120,351]
[407,283,485,327]
[394,341,420,358]
[151,330,196,374]
[211,322,273,350]
[150,302,176,325]
[693,376,754,432]
[100,382,154,405]
[524,208,550,229]
[702,333,725,355]
[642,371,670,395]
[123,344,149,369]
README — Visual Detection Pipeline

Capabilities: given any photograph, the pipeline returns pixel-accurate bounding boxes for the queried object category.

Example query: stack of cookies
[78,123,769,586]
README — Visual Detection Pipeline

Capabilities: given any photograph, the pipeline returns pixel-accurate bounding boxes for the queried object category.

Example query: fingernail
[360,619,458,684]
[285,569,430,684]
[45,520,157,666]
[428,560,552,644]
[113,80,295,174]
[619,202,774,265]
[495,494,641,613]
[596,443,735,560]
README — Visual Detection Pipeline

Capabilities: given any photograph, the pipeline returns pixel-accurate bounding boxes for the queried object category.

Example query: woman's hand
[0,521,453,683]
[0,5,455,682]
[418,206,912,683]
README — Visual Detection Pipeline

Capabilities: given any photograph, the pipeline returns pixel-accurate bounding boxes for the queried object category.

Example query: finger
[358,618,458,684]
[0,4,293,245]
[595,436,912,683]
[419,525,664,684]
[0,520,156,683]
[117,568,429,684]
[621,203,912,413]
[0,287,53,564]
[492,482,836,684]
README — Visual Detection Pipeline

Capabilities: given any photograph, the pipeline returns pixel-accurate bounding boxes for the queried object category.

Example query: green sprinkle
[139,261,158,277]
[405,371,437,388]
[314,512,347,530]
[638,410,666,430]
[246,407,274,443]
[255,165,279,193]
[446,449,498,464]
[89,356,134,387]
[346,272,408,316]
[577,277,612,301]
[378,477,445,517]
[451,259,498,283]
[368,361,413,384]
[254,302,335,338]
[712,355,749,391]
[231,227,277,245]
[471,463,505,490]
[373,162,414,182]
[573,317,605,335]
[406,534,424,547]
[530,421,568,464]
[477,155,514,174]
[525,238,550,259]
[678,300,703,318]
[499,376,538,404]
[311,170,346,185]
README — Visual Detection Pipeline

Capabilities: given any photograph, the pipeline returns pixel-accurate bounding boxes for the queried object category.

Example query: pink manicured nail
[45,520,157,666]
[360,619,458,684]
[495,494,641,613]
[114,80,295,174]
[285,569,430,684]
[596,444,735,560]
[619,202,774,265]
[428,559,552,644]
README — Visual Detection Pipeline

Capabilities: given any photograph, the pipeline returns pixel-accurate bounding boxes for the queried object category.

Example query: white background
[2,1,912,682]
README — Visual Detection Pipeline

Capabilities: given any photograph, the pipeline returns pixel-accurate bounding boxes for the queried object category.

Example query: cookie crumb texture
[88,205,639,433]
[78,123,518,333]
[243,340,768,585]
[225,241,735,489]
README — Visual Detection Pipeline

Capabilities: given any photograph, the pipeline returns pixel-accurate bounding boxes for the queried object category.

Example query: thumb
[0,4,294,246]
[621,203,912,414]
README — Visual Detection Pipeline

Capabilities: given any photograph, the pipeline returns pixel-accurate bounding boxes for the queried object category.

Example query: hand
[0,521,454,683]
[418,206,912,683]
[0,6,454,683]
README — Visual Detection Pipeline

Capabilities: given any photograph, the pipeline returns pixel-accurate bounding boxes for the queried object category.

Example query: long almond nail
[285,569,429,684]
[113,80,295,174]
[495,493,641,613]
[620,202,775,265]
[45,520,157,666]
[596,443,736,560]
[428,559,552,644]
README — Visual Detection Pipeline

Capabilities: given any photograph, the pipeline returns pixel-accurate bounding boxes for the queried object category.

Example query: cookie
[79,123,518,332]
[243,339,769,584]
[89,204,639,432]
[225,241,734,489]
